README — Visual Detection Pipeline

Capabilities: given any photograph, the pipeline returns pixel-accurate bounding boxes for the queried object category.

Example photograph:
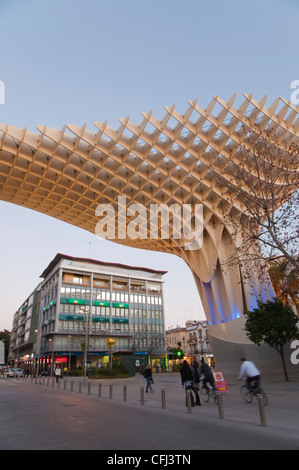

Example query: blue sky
[0,0,298,330]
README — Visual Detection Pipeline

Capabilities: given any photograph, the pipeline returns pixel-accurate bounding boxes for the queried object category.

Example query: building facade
[165,326,188,357]
[9,254,167,374]
[166,320,213,368]
[185,320,213,366]
[8,286,41,368]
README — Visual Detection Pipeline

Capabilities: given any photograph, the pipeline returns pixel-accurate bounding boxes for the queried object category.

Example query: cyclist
[200,358,216,391]
[238,357,261,392]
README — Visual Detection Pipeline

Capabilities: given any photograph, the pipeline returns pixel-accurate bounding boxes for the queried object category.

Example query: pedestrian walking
[144,365,154,393]
[191,361,201,406]
[180,360,194,407]
[54,365,61,383]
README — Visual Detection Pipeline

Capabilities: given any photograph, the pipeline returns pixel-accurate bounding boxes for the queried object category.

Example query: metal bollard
[109,384,113,399]
[64,380,67,391]
[140,386,145,405]
[161,387,166,409]
[88,383,91,395]
[123,385,127,402]
[52,378,55,388]
[257,394,267,426]
[98,383,102,397]
[186,389,192,413]
[216,392,224,419]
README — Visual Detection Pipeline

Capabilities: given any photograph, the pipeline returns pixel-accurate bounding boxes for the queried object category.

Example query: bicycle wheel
[240,385,253,403]
[200,386,210,403]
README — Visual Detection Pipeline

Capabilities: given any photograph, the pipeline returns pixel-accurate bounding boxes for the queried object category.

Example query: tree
[268,257,299,313]
[218,129,299,277]
[244,298,299,381]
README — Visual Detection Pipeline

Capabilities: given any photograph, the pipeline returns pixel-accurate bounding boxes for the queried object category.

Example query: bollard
[71,380,74,392]
[186,389,192,413]
[57,379,60,389]
[98,383,102,397]
[140,386,145,405]
[257,394,267,426]
[216,392,224,419]
[161,387,166,409]
[47,378,49,387]
[109,384,113,399]
[52,378,55,388]
[88,383,91,395]
[64,380,67,391]
[123,385,127,402]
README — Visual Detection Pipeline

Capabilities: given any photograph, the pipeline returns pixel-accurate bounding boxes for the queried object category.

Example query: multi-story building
[186,320,213,366]
[8,286,41,368]
[165,326,188,358]
[9,253,167,374]
[166,320,214,368]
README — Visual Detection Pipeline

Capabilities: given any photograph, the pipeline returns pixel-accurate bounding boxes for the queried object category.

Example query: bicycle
[200,379,218,404]
[240,379,268,406]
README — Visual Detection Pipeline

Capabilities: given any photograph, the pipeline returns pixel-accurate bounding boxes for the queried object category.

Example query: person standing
[191,361,201,406]
[54,365,61,383]
[180,360,194,407]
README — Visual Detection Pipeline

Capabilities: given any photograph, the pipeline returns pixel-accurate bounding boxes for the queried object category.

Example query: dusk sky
[0,0,298,331]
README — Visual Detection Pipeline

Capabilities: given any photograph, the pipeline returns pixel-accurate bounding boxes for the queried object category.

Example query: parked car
[5,369,14,377]
[14,368,23,377]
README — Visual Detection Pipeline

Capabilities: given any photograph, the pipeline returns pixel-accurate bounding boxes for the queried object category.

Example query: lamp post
[79,308,89,387]
[49,337,55,377]
[107,337,116,372]
[68,335,71,373]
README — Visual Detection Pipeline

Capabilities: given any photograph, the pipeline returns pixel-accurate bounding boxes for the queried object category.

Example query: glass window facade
[37,256,166,363]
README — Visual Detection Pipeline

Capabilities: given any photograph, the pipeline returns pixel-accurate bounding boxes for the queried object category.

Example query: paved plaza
[0,372,298,451]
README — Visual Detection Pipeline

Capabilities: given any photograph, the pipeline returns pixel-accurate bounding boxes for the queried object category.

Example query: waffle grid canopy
[1,93,298,325]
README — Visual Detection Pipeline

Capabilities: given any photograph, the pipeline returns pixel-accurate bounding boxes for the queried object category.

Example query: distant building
[8,254,167,374]
[165,326,188,356]
[186,320,213,366]
[166,320,214,368]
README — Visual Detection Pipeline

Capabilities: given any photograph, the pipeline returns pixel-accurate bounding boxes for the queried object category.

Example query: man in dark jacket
[180,360,194,407]
[200,358,215,390]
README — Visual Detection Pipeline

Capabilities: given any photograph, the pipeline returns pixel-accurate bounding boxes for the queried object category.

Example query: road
[0,373,298,451]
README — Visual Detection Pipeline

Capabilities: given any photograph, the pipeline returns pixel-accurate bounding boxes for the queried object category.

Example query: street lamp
[78,308,89,387]
[49,337,55,377]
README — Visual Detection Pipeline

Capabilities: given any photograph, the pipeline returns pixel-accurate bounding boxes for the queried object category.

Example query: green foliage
[244,298,299,350]
[89,362,130,379]
[244,298,299,381]
[169,346,184,358]
[68,369,83,377]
